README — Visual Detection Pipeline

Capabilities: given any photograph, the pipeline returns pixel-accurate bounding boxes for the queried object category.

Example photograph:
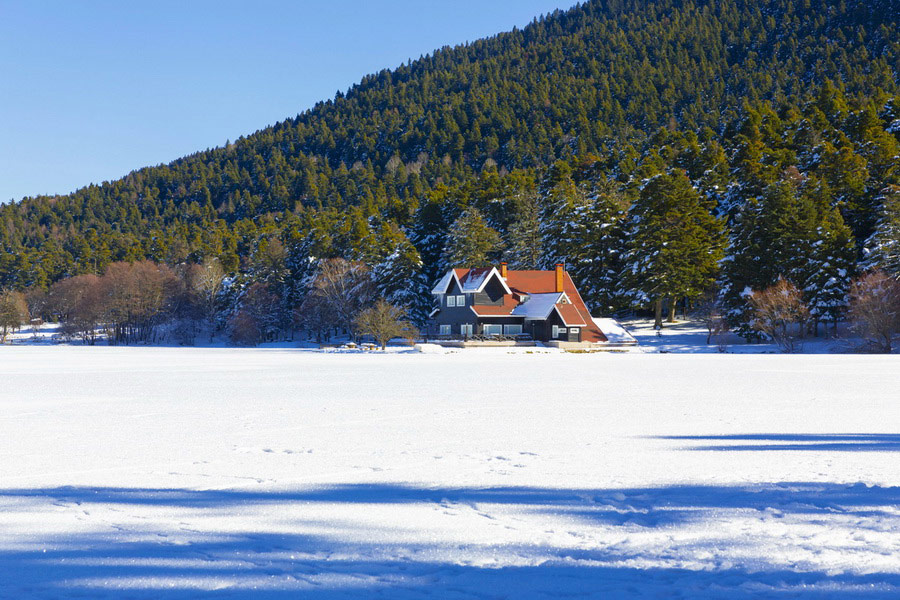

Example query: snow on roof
[510,293,564,319]
[432,267,512,295]
[431,266,607,343]
[459,267,491,292]
[592,318,638,344]
[431,271,454,294]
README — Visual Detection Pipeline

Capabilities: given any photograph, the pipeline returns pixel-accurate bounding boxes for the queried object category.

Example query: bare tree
[299,258,375,339]
[354,299,418,350]
[24,288,47,338]
[48,274,104,344]
[183,258,225,339]
[692,293,728,346]
[0,291,29,343]
[295,293,337,343]
[748,278,809,353]
[102,261,178,343]
[848,270,900,352]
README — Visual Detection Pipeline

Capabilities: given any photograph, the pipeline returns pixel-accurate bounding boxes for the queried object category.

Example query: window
[456,295,465,306]
[551,325,559,338]
[558,328,568,335]
[446,295,456,307]
[460,324,473,337]
[439,324,451,336]
[483,324,503,336]
[504,324,523,335]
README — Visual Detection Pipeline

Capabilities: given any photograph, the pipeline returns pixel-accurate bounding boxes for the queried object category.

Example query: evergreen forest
[1,0,898,344]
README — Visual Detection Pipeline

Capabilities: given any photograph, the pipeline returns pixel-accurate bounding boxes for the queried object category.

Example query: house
[428,263,607,344]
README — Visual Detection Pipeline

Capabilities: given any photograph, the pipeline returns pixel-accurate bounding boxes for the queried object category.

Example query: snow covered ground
[621,318,864,354]
[1,346,899,598]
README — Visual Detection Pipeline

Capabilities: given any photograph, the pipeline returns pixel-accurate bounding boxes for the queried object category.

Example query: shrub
[848,270,900,352]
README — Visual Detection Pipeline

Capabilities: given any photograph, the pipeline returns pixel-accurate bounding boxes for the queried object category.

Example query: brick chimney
[555,263,564,293]
[499,262,508,279]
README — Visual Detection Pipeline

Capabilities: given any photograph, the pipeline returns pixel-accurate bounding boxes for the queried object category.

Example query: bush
[848,270,900,352]
[229,310,261,346]
[748,278,809,353]
[354,299,418,350]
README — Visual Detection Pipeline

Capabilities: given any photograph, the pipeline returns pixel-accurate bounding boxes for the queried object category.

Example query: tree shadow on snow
[1,482,899,598]
[656,433,900,452]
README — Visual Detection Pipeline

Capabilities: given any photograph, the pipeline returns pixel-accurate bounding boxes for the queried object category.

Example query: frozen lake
[1,346,898,598]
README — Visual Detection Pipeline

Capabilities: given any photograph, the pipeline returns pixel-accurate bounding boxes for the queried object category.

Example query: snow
[459,268,491,292]
[1,346,900,598]
[592,317,638,344]
[430,270,453,294]
[621,318,875,354]
[510,292,563,318]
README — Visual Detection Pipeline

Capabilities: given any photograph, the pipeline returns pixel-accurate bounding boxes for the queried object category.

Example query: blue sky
[0,1,576,203]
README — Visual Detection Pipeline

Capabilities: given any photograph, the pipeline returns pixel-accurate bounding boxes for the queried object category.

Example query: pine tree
[503,190,543,269]
[441,208,503,269]
[371,237,431,326]
[281,228,318,312]
[723,176,855,337]
[794,180,856,333]
[865,186,900,277]
[539,162,585,269]
[570,182,629,313]
[624,171,725,329]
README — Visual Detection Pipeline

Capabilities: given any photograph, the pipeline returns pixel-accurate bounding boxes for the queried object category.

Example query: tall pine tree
[624,171,725,328]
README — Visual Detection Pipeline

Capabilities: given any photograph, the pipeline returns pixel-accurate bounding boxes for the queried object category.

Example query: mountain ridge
[0,0,897,310]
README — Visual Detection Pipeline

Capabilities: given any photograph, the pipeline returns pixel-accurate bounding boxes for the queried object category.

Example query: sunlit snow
[1,346,898,598]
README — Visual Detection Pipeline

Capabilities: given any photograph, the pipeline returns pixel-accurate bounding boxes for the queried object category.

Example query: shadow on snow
[655,433,900,452]
[1,481,899,598]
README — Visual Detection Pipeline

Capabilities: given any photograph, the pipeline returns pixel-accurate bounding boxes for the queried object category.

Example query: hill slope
[0,0,897,316]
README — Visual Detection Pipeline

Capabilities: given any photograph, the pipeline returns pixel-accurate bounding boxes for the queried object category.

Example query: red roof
[555,303,587,327]
[470,294,520,316]
[451,268,607,343]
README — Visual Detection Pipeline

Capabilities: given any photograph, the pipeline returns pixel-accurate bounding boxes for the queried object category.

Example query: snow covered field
[1,347,899,598]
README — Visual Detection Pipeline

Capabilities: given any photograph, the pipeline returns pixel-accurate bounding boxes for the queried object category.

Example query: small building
[428,263,607,344]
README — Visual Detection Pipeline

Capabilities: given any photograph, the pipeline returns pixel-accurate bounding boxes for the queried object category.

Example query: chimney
[499,262,508,279]
[555,263,565,293]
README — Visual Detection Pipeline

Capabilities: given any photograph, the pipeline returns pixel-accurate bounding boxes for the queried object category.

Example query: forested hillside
[1,0,898,343]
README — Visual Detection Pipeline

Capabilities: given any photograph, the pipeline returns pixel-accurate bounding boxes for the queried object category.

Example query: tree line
[0,0,897,348]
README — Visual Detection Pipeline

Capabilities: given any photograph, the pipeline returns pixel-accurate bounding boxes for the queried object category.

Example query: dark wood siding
[472,275,506,306]
[429,279,476,335]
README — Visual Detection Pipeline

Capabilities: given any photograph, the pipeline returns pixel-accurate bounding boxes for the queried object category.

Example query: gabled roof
[510,292,564,319]
[431,267,512,295]
[431,270,455,295]
[555,303,587,327]
[430,266,607,342]
[506,270,601,339]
